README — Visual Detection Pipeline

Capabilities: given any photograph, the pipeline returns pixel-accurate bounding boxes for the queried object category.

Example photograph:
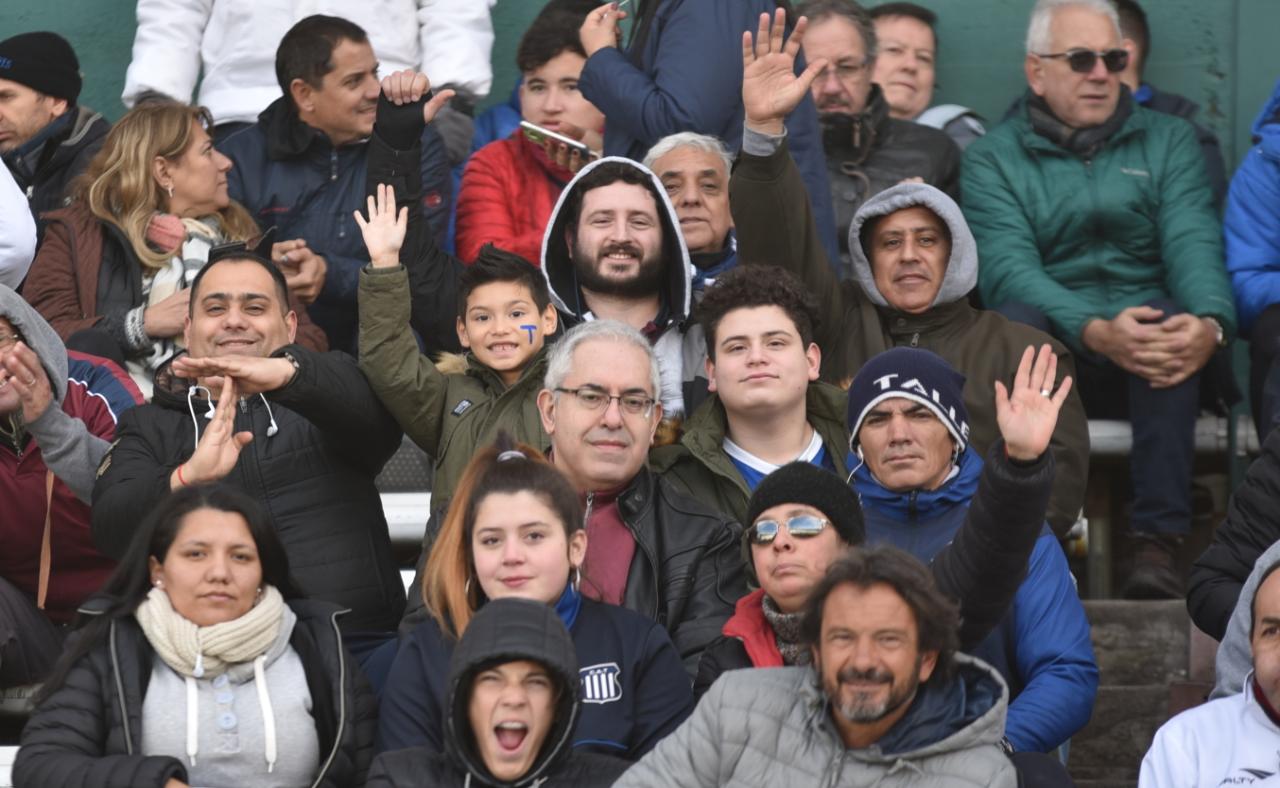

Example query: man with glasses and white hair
[643,133,737,292]
[794,0,959,275]
[537,319,746,674]
[961,0,1236,599]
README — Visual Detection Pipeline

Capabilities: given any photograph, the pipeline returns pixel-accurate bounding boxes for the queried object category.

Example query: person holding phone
[455,2,605,265]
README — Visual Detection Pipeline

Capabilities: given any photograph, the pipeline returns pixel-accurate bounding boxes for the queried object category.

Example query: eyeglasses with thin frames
[749,514,832,545]
[555,386,656,418]
[816,61,869,83]
[1034,48,1129,74]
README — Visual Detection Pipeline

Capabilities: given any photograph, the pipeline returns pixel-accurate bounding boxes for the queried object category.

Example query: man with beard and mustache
[541,156,707,435]
[792,2,959,275]
[218,15,454,355]
[615,545,1082,787]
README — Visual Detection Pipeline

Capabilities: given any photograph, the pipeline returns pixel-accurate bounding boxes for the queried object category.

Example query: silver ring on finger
[1040,388,1052,398]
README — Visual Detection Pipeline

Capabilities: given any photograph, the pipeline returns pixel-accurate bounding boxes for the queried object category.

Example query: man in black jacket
[537,319,747,674]
[90,251,405,674]
[795,0,960,276]
[0,32,109,234]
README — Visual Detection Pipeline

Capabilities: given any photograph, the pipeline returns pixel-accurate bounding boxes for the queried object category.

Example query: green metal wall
[3,0,1278,168]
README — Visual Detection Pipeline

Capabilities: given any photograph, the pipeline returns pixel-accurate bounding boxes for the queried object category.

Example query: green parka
[961,103,1236,350]
[357,265,550,499]
[649,382,851,525]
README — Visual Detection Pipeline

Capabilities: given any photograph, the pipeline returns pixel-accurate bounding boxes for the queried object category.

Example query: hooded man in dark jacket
[90,250,405,673]
[0,32,110,235]
[729,10,1089,537]
[794,0,959,276]
[367,598,629,788]
[218,15,453,355]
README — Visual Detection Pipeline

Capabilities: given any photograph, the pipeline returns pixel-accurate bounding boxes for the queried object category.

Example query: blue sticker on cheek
[521,325,537,343]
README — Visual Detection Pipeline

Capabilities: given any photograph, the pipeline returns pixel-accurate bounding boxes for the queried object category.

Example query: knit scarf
[1026,86,1134,158]
[761,594,810,667]
[135,585,285,679]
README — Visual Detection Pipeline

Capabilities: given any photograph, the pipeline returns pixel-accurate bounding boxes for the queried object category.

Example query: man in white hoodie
[1140,561,1280,786]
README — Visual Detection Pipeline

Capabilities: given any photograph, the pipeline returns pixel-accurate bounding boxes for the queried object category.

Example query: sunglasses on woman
[749,515,832,545]
[1035,47,1129,74]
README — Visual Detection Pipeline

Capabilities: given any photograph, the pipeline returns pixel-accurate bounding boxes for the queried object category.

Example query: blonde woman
[23,102,325,389]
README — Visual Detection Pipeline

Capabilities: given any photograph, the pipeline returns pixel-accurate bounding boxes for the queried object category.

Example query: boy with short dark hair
[358,180,557,501]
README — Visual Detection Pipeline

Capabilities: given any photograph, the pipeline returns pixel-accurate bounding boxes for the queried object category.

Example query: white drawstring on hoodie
[183,652,278,773]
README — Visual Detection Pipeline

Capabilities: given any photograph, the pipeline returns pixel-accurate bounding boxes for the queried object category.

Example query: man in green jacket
[960,0,1236,598]
[727,10,1090,538]
[651,265,850,524]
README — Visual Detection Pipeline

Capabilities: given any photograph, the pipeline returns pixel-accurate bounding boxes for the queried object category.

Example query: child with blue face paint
[358,164,558,501]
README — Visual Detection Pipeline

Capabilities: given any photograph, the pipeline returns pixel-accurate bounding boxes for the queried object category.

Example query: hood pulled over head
[0,284,68,402]
[847,183,978,310]
[540,156,692,325]
[445,597,580,787]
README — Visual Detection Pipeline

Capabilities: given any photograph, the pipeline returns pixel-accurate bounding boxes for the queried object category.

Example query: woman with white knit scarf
[13,484,376,788]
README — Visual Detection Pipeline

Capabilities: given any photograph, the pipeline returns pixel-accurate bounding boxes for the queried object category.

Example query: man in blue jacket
[1225,77,1280,441]
[219,15,452,355]
[846,346,1098,754]
[576,2,839,267]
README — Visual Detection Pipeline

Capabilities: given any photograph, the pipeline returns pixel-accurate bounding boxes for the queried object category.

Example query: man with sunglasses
[962,0,1236,599]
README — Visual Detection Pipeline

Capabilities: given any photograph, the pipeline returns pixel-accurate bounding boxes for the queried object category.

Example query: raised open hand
[742,9,827,135]
[173,376,252,489]
[0,341,53,424]
[354,183,407,267]
[994,344,1073,461]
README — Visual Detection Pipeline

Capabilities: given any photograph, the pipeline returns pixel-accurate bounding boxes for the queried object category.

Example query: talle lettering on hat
[871,372,971,441]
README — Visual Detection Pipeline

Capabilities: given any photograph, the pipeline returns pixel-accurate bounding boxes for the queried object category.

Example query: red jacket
[721,588,784,668]
[455,132,575,265]
[0,354,142,622]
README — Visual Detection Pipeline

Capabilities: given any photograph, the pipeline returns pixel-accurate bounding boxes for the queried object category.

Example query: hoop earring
[572,565,582,593]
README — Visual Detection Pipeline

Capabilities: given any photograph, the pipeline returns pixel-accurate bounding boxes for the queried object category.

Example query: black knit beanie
[743,461,865,561]
[0,32,82,103]
[846,346,970,452]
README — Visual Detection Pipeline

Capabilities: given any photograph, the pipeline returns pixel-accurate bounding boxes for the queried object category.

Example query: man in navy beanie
[0,31,109,232]
[848,345,1098,755]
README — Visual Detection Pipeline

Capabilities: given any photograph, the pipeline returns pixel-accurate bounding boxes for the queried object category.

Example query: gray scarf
[762,595,810,667]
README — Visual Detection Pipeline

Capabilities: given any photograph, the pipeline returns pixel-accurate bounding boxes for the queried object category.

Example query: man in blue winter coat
[846,346,1098,754]
[575,2,840,267]
[218,15,453,355]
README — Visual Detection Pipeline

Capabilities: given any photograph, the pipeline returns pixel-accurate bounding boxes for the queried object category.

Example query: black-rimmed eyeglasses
[1035,48,1129,74]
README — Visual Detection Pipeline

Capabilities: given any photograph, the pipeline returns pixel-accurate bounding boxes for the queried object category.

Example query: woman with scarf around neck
[22,101,326,393]
[13,484,376,788]
[377,433,694,762]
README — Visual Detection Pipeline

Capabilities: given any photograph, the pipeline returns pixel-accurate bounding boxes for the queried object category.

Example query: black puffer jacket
[367,598,629,788]
[824,85,961,272]
[1188,427,1280,639]
[13,599,377,788]
[2,105,109,230]
[91,345,405,632]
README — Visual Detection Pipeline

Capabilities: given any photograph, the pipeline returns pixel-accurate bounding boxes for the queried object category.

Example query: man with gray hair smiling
[643,133,737,292]
[961,0,1236,598]
[537,319,746,673]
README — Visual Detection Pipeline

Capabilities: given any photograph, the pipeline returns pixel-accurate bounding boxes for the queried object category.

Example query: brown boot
[1121,533,1185,600]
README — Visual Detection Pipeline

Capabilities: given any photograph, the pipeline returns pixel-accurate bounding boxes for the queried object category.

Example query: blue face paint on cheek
[521,325,537,343]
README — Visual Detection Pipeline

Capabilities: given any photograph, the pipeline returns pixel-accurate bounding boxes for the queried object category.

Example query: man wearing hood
[540,154,707,428]
[729,13,1090,538]
[1224,76,1280,442]
[0,32,110,233]
[367,598,629,787]
[90,250,405,675]
[847,347,1097,754]
[793,0,959,275]
[0,285,143,688]
[615,546,1019,787]
[962,0,1235,598]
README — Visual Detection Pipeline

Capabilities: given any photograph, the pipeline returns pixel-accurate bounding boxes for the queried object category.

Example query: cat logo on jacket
[579,662,622,704]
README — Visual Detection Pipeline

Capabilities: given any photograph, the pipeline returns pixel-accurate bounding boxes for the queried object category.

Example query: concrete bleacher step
[1068,600,1208,788]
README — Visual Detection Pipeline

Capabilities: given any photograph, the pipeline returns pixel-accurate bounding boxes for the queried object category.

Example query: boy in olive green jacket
[357,184,557,501]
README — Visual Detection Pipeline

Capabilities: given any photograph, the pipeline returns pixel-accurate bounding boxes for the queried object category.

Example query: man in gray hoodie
[0,285,142,687]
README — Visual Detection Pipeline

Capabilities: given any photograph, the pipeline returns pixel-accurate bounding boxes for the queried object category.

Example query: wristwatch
[1204,316,1227,348]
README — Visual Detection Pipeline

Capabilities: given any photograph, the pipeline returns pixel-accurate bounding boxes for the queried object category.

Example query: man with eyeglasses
[961,0,1236,599]
[794,0,959,276]
[536,319,746,675]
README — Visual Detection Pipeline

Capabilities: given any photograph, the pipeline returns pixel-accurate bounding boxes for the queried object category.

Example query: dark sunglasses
[749,514,831,545]
[1036,48,1129,74]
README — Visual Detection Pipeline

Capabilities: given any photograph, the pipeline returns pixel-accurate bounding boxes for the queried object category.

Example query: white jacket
[0,165,36,289]
[1140,676,1280,787]
[122,0,496,125]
